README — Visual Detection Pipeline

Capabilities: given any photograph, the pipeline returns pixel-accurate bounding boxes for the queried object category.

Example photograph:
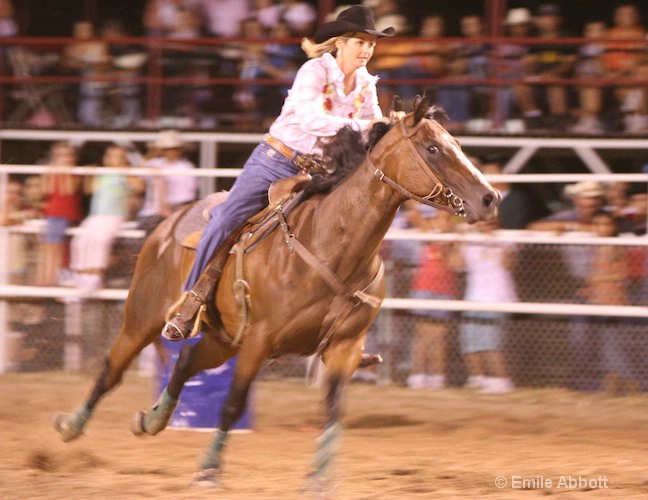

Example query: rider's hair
[301,34,350,58]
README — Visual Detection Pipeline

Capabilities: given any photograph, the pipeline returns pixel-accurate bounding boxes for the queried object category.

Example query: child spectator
[456,218,516,393]
[70,145,145,291]
[584,210,639,395]
[572,21,607,134]
[407,208,459,389]
[36,142,83,286]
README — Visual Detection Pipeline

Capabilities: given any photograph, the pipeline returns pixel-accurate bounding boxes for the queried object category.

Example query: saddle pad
[173,191,229,245]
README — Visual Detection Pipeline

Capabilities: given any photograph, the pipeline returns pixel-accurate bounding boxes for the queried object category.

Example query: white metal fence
[1,132,647,395]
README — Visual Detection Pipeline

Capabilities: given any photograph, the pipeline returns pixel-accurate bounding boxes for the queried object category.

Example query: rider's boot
[161,266,222,341]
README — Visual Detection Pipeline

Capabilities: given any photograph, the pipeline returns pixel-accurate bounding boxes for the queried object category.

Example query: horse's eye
[427,145,439,155]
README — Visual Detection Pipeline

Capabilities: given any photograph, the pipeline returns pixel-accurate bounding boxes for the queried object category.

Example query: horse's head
[372,96,500,223]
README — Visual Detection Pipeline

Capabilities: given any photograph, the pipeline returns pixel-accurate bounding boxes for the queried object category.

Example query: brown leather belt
[263,135,323,173]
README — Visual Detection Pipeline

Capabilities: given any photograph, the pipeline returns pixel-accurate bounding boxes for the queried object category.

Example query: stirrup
[161,317,190,341]
[161,294,207,341]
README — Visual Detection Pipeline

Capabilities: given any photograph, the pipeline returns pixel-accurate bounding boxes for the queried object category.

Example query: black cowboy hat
[313,5,396,44]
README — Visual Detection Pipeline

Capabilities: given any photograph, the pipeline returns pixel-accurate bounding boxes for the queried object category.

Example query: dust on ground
[2,372,648,499]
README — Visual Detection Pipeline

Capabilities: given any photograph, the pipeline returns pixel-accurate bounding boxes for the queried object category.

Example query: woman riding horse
[162,5,397,341]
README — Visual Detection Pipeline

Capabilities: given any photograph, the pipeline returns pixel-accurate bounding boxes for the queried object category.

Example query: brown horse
[54,98,500,490]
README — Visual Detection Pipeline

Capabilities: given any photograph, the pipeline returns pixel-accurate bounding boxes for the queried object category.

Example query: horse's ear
[389,95,405,124]
[413,94,433,124]
[413,95,423,111]
[391,95,404,113]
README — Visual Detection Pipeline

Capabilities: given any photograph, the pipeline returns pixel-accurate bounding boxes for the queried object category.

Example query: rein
[367,119,466,216]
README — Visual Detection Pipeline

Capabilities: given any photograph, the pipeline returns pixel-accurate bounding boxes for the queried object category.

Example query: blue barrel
[156,336,253,431]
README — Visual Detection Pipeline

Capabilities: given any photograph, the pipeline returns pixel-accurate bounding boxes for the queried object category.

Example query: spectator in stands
[253,0,282,32]
[259,20,304,122]
[527,180,604,233]
[70,145,145,291]
[516,4,577,131]
[380,200,424,383]
[583,210,639,395]
[572,21,607,134]
[101,19,148,128]
[437,14,490,132]
[198,0,250,37]
[62,21,112,127]
[455,218,516,393]
[143,0,202,37]
[137,130,198,234]
[481,160,550,229]
[528,180,605,391]
[233,17,268,120]
[0,0,17,37]
[36,142,83,287]
[406,208,459,389]
[494,8,533,129]
[1,177,28,226]
[279,0,317,37]
[22,175,45,216]
[371,14,445,113]
[603,4,647,133]
[364,0,408,35]
[1,177,37,285]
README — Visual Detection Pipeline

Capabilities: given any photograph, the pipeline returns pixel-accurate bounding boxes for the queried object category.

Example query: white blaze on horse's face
[440,131,489,186]
[432,129,500,223]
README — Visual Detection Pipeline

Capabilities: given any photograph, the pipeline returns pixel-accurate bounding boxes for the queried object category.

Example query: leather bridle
[366,119,466,217]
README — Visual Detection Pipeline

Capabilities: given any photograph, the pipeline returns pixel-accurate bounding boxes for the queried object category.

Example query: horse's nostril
[482,193,493,207]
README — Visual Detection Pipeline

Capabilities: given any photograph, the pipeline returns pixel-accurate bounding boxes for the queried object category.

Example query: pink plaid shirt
[268,52,382,157]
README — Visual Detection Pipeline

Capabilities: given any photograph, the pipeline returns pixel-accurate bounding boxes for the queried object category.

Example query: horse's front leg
[306,336,365,493]
[193,332,270,487]
[131,332,236,437]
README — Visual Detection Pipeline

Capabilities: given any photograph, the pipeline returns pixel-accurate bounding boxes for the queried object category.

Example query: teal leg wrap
[312,422,342,478]
[200,429,229,470]
[55,403,93,442]
[144,388,178,435]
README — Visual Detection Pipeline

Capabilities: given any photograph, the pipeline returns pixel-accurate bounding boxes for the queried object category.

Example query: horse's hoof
[301,474,334,498]
[53,413,84,443]
[130,411,147,437]
[192,468,221,488]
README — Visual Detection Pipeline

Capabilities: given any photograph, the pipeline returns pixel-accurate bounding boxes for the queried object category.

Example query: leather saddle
[180,172,311,251]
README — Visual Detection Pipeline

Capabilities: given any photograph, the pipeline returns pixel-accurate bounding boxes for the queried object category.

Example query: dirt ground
[2,372,648,499]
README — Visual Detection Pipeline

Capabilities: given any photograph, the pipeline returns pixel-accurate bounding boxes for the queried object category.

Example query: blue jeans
[184,142,299,290]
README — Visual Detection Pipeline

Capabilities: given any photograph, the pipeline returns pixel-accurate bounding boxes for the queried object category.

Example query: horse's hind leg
[193,333,270,486]
[132,332,237,437]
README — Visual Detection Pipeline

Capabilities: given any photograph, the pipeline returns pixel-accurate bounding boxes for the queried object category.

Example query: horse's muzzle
[465,188,501,224]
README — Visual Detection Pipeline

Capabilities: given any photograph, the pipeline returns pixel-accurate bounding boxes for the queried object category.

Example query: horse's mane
[301,102,447,200]
[301,122,392,200]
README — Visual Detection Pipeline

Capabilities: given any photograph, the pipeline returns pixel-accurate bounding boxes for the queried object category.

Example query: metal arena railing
[2,150,648,394]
